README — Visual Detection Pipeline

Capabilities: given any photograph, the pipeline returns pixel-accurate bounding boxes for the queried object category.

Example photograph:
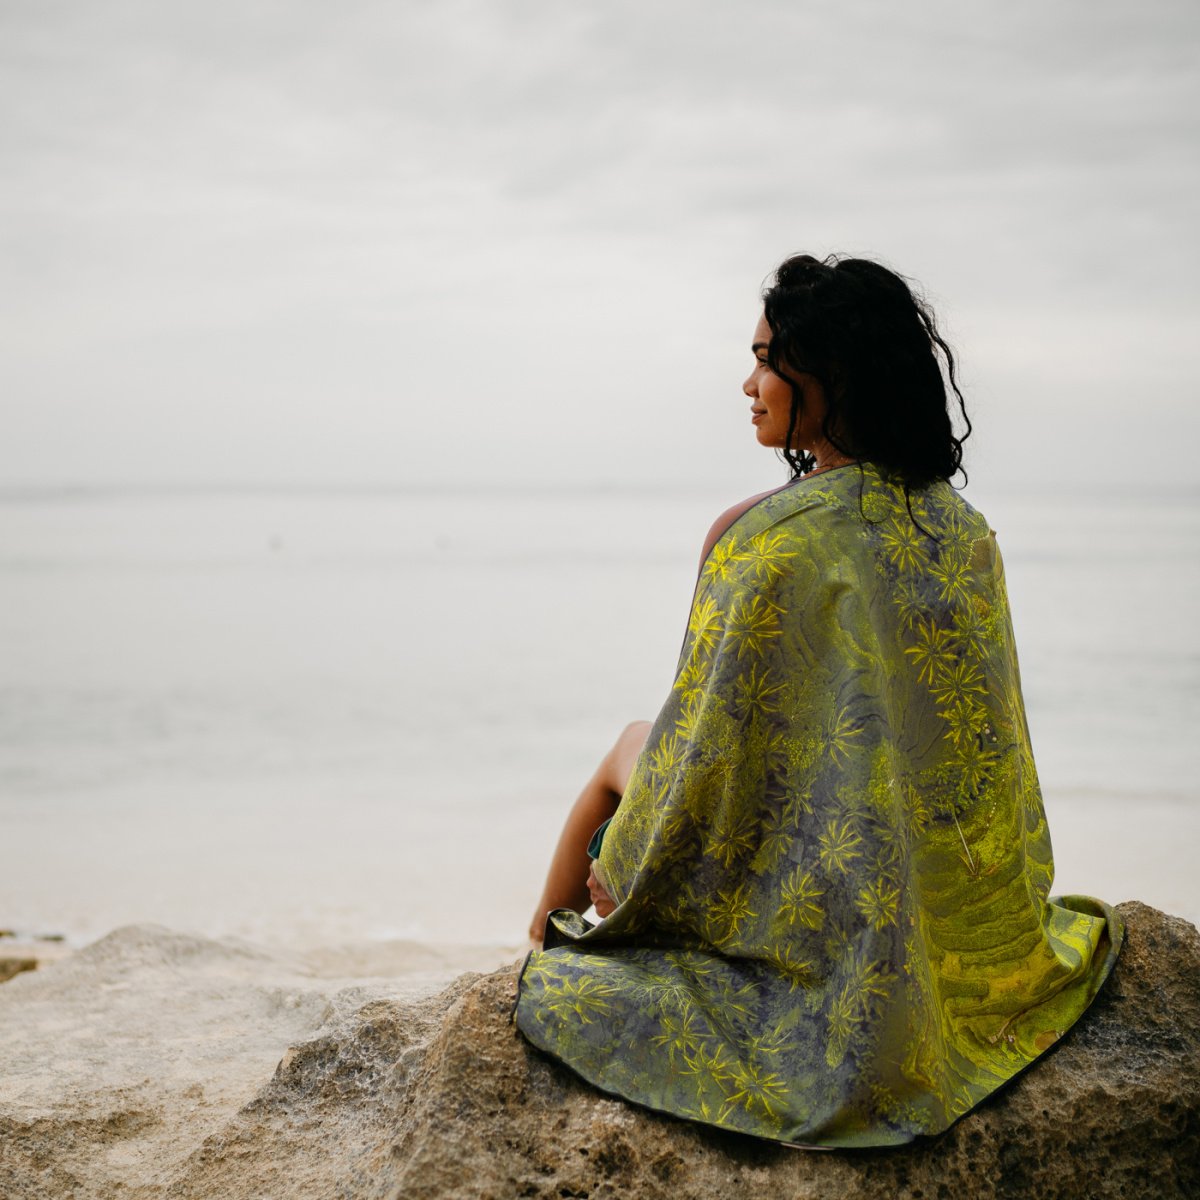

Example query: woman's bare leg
[527,719,652,945]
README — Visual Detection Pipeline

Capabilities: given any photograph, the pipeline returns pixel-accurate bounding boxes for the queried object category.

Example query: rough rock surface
[0,954,38,984]
[0,933,70,983]
[1,902,1196,1199]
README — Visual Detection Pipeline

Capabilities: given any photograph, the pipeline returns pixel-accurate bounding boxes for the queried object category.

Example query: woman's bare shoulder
[697,483,792,569]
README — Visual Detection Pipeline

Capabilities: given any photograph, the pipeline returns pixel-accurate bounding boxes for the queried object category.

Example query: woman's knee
[601,719,652,795]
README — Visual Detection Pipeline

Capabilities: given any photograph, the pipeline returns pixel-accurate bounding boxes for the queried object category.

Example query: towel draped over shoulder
[513,461,1122,1148]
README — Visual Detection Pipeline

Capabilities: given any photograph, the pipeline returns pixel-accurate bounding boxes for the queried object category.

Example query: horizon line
[1,476,1198,501]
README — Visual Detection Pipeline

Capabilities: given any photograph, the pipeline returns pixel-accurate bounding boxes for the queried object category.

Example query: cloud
[1,0,1197,487]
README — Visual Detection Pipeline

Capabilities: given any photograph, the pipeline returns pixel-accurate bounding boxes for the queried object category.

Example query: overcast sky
[2,0,1197,492]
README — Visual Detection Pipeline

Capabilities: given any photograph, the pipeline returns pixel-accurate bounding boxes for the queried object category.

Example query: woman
[515,253,1123,1149]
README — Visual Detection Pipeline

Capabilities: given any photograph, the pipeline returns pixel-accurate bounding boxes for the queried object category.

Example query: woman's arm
[527,720,651,946]
[527,771,619,944]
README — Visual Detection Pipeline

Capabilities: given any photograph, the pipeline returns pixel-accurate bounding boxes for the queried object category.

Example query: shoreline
[0,923,524,991]
[4,806,1196,962]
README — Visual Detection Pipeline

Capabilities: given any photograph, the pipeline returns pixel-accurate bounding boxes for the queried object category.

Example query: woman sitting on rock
[515,253,1123,1149]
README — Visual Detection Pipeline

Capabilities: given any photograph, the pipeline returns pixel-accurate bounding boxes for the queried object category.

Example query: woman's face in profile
[743,312,828,451]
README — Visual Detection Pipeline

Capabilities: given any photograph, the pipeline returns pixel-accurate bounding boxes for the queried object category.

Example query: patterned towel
[514,462,1122,1148]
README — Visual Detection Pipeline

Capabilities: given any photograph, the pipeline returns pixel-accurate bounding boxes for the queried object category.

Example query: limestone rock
[0,902,1196,1199]
[0,935,72,983]
[0,955,38,984]
[0,923,516,1199]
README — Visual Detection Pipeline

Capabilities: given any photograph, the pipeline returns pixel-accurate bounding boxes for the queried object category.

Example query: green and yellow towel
[514,461,1122,1148]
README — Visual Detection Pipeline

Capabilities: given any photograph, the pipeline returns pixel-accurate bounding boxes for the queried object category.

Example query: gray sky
[2,0,1197,491]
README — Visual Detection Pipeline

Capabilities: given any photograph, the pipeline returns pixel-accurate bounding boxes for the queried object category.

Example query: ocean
[1,480,1197,949]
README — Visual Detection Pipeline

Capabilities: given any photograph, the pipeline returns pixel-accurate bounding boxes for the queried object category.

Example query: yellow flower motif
[849,952,898,1003]
[650,1008,708,1063]
[733,662,786,719]
[953,596,991,659]
[952,738,999,796]
[702,537,742,584]
[733,530,798,583]
[656,892,696,933]
[929,659,987,708]
[819,818,863,874]
[660,803,694,848]
[903,781,931,834]
[672,658,707,703]
[755,1018,801,1057]
[930,551,973,606]
[720,1061,789,1120]
[782,789,814,826]
[542,977,618,1024]
[939,504,977,557]
[822,706,864,764]
[824,954,897,1067]
[826,983,860,1067]
[681,1040,735,1084]
[713,973,760,1017]
[765,944,815,992]
[522,955,567,989]
[687,594,724,656]
[891,577,926,632]
[704,811,759,868]
[763,728,791,775]
[646,731,686,780]
[938,697,989,749]
[880,517,928,573]
[661,948,719,981]
[752,806,795,873]
[674,693,704,741]
[873,837,903,879]
[904,617,958,685]
[725,593,785,659]
[780,865,825,928]
[705,883,758,944]
[856,879,901,931]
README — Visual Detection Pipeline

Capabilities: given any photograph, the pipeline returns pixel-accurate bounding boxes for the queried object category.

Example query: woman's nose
[743,374,756,397]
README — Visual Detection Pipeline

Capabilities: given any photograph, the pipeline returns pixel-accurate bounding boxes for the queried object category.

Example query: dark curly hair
[761,253,972,508]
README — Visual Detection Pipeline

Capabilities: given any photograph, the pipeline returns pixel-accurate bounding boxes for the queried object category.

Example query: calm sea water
[1,481,1197,947]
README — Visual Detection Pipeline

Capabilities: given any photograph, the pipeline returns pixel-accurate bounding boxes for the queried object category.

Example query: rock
[0,956,38,984]
[0,936,73,983]
[0,902,1196,1199]
[0,924,517,1199]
